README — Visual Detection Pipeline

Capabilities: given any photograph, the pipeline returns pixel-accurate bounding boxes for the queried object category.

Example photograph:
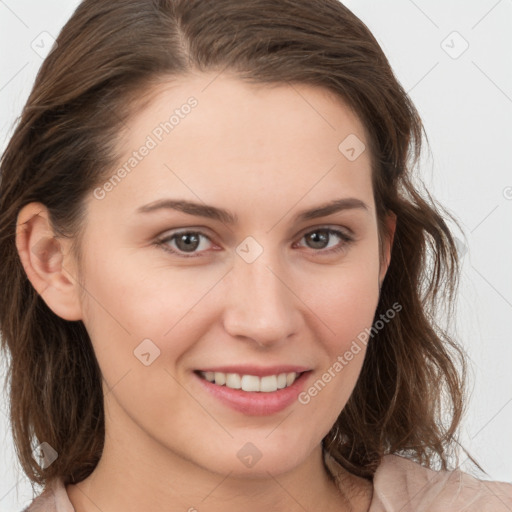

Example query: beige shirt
[23,450,512,511]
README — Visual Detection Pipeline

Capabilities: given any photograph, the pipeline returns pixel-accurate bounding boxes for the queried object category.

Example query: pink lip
[193,369,312,416]
[195,365,310,377]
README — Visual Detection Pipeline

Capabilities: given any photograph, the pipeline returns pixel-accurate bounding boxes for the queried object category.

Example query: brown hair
[0,0,476,489]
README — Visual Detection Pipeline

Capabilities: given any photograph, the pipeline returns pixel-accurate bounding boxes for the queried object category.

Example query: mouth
[195,370,305,392]
[193,367,312,416]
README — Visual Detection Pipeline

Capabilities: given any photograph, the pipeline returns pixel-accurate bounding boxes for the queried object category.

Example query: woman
[1,0,511,510]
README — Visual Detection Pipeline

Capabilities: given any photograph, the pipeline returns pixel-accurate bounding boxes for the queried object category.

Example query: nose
[221,250,301,348]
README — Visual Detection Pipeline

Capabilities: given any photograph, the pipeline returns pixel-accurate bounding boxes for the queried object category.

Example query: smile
[193,368,312,415]
[197,371,302,392]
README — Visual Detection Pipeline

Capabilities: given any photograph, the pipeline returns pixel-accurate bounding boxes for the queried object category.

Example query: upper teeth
[199,371,300,392]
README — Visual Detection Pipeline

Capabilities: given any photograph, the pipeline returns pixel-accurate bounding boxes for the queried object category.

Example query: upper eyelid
[157,225,353,251]
[158,224,353,240]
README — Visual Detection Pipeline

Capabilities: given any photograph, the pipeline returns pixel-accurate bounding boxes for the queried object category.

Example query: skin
[16,71,396,512]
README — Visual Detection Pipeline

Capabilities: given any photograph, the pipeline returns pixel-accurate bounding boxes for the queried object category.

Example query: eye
[295,227,354,255]
[156,230,214,258]
[155,226,354,258]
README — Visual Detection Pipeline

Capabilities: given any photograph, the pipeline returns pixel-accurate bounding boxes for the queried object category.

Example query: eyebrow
[136,197,369,224]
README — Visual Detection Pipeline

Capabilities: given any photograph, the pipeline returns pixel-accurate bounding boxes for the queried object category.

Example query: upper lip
[195,365,311,377]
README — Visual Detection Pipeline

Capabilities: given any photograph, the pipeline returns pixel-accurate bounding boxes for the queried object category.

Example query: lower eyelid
[156,227,353,256]
[157,232,212,255]
[294,229,353,251]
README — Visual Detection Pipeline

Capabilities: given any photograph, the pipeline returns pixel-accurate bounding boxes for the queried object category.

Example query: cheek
[297,286,375,438]
[296,247,380,415]
[76,245,237,423]
[80,243,224,342]
[305,248,380,350]
[77,249,208,429]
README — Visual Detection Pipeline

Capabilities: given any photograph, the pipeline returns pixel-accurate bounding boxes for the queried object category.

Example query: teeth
[260,375,277,392]
[204,371,215,382]
[226,373,241,389]
[214,372,226,385]
[199,371,300,392]
[241,374,260,392]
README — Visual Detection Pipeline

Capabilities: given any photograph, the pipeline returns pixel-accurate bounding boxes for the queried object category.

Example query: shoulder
[22,488,54,512]
[370,453,512,512]
[22,478,74,512]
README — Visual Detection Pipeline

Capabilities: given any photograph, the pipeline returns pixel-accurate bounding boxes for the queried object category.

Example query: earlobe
[15,202,83,321]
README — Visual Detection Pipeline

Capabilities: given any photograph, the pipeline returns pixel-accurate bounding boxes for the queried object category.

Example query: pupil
[177,233,199,252]
[308,230,328,249]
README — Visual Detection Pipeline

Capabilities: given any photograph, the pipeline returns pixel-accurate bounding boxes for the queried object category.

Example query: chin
[184,435,315,478]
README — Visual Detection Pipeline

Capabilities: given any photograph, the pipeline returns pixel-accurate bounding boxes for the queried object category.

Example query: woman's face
[72,72,394,476]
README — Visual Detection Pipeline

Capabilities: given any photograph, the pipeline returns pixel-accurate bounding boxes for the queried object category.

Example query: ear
[379,209,397,286]
[15,202,83,321]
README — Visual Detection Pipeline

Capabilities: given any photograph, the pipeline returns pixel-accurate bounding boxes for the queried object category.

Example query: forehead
[127,71,370,157]
[91,72,374,220]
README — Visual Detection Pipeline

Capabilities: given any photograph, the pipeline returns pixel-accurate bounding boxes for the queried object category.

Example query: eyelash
[154,227,354,259]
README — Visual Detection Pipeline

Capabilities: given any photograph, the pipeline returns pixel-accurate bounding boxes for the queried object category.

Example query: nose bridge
[222,243,299,345]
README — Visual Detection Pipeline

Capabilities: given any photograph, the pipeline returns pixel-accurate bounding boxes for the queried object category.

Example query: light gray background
[1,0,511,510]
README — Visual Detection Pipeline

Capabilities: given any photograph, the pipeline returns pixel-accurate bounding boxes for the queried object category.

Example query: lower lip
[194,371,311,416]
